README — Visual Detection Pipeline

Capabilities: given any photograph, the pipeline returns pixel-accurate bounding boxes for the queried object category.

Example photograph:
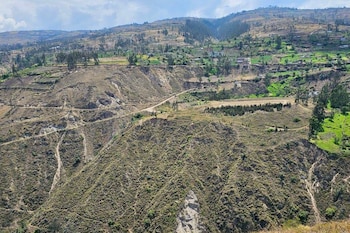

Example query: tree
[166,54,175,67]
[127,53,137,66]
[162,29,168,36]
[275,36,282,50]
[92,52,99,65]
[67,53,77,71]
[218,56,232,76]
[309,116,323,139]
[35,55,42,66]
[41,53,46,66]
[11,64,17,76]
[56,52,66,63]
[317,84,330,107]
[330,84,349,109]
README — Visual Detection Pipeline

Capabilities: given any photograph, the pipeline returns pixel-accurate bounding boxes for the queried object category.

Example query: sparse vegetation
[0,6,350,233]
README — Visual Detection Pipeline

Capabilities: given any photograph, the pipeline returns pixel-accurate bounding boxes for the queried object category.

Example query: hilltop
[1,7,350,45]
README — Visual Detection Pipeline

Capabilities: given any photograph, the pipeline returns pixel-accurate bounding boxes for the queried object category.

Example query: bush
[147,209,156,219]
[298,210,309,224]
[325,206,337,220]
[293,118,301,123]
[144,218,151,228]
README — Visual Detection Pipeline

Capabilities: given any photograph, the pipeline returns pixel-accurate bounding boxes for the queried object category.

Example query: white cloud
[300,0,350,9]
[186,8,206,18]
[0,0,151,31]
[0,0,350,32]
[214,0,259,18]
[0,15,26,31]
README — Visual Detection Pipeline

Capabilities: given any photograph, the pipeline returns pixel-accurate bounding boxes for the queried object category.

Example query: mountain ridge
[1,7,350,45]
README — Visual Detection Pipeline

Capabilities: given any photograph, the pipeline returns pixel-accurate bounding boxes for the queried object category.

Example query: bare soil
[0,105,10,118]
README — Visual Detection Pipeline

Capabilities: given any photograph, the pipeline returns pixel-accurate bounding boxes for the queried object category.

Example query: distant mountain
[1,7,349,46]
[0,30,93,45]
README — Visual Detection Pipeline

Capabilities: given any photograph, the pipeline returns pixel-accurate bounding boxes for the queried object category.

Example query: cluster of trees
[216,21,250,40]
[11,52,46,75]
[180,19,250,44]
[309,80,350,139]
[201,55,233,77]
[127,53,138,66]
[295,87,310,105]
[181,20,214,44]
[205,103,292,116]
[56,51,99,70]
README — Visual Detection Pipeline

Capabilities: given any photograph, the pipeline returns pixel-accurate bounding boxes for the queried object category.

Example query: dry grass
[256,220,350,233]
[0,105,10,118]
[98,57,128,65]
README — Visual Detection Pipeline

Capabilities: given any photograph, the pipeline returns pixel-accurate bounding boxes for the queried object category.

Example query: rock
[98,98,112,106]
[176,190,204,233]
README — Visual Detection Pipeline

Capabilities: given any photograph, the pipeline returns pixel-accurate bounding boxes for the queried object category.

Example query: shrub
[148,209,156,219]
[144,218,151,228]
[297,210,309,224]
[293,118,301,123]
[325,206,337,220]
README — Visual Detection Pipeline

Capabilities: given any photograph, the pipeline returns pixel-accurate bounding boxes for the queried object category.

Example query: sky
[1,0,350,32]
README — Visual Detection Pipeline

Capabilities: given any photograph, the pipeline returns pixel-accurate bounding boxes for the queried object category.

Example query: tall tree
[92,52,99,65]
[275,36,282,50]
[41,53,46,66]
[330,84,349,109]
[127,53,137,66]
[67,53,77,71]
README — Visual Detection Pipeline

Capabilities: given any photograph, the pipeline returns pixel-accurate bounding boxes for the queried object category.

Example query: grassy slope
[0,65,196,231]
[314,112,350,154]
[28,106,350,232]
[1,7,350,232]
[256,220,350,233]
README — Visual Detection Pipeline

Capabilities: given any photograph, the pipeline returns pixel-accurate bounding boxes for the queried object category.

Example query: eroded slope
[29,113,350,232]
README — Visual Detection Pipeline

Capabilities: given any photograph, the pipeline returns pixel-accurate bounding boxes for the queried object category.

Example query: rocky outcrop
[176,190,204,233]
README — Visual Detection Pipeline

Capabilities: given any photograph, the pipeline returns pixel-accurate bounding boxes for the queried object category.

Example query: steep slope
[0,65,198,231]
[27,109,350,232]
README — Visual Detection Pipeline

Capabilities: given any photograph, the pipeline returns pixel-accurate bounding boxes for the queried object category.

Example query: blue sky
[1,0,350,32]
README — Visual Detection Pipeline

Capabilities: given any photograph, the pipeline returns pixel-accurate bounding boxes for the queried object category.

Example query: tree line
[56,51,99,70]
[205,103,292,116]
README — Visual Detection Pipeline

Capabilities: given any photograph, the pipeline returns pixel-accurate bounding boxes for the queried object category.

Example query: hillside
[1,6,350,233]
[0,65,195,230]
[27,107,350,232]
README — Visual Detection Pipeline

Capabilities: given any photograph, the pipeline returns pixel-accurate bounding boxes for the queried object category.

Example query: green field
[314,112,350,154]
[267,75,296,97]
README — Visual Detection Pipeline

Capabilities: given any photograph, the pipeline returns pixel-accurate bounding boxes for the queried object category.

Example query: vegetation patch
[205,103,292,116]
[314,112,350,154]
